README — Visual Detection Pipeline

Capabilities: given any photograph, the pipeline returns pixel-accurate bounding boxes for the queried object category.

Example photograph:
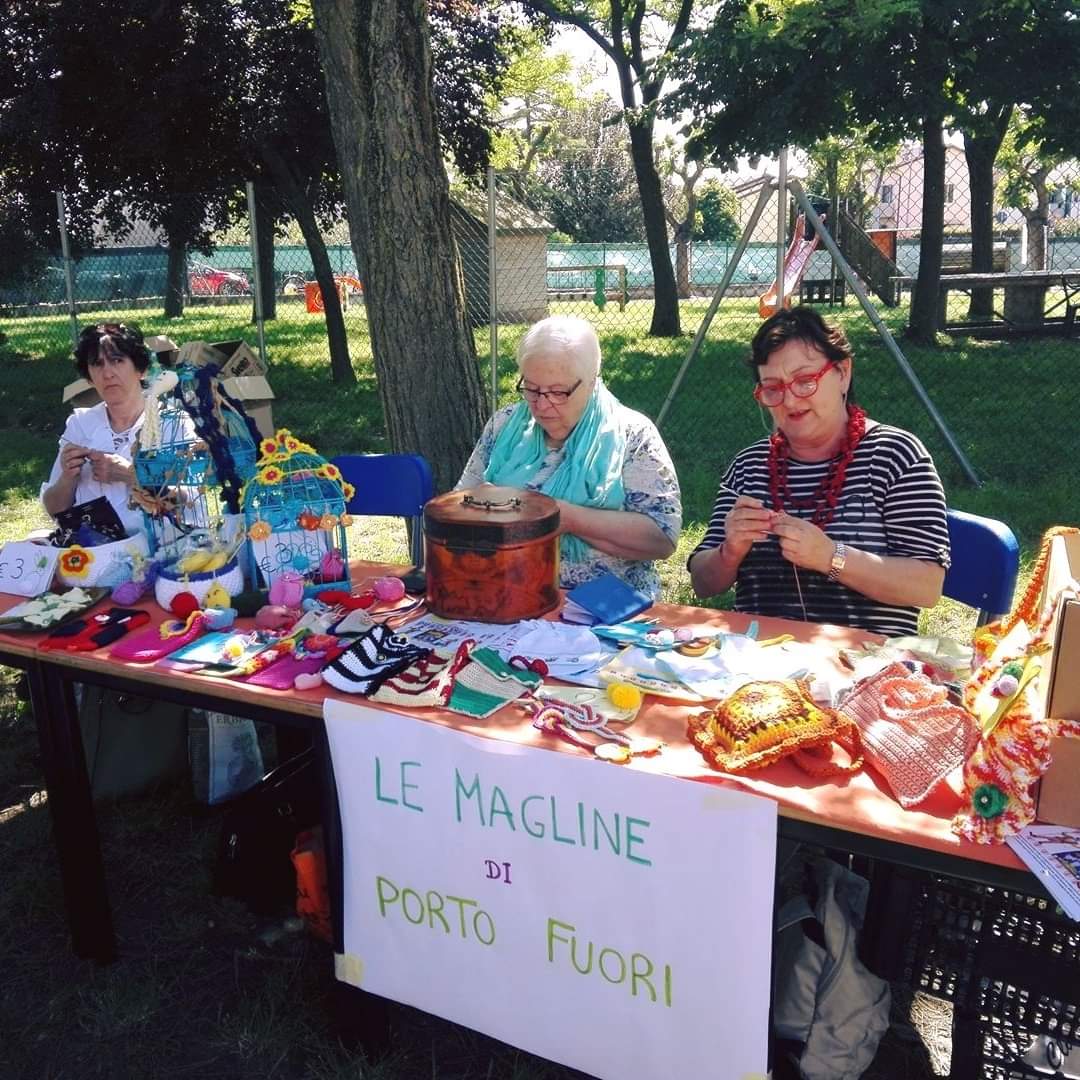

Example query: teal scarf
[483,380,626,563]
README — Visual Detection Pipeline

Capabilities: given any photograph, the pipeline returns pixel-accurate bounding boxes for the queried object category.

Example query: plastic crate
[865,866,1080,1077]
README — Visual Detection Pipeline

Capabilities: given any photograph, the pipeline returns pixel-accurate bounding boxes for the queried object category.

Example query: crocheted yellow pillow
[688,679,862,776]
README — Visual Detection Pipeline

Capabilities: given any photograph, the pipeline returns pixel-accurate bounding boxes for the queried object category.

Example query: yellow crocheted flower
[257,465,285,486]
[259,437,278,458]
[342,482,356,502]
[59,545,93,578]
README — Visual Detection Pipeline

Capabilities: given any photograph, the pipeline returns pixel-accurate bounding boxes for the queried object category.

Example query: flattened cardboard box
[1036,530,1080,827]
[178,339,265,378]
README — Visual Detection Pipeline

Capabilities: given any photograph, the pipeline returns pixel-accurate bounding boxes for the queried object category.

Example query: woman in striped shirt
[688,306,950,637]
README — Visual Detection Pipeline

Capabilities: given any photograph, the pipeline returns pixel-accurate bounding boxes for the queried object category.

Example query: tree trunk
[311,0,486,491]
[164,237,186,318]
[298,204,355,385]
[262,147,355,384]
[254,184,277,323]
[963,108,1010,321]
[1023,209,1049,270]
[627,119,680,336]
[908,115,946,344]
[674,226,691,299]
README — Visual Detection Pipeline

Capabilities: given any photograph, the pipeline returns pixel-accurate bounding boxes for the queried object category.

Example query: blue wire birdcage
[241,429,352,591]
[133,365,259,560]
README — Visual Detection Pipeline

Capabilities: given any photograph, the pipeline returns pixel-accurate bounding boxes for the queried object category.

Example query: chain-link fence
[2,148,1077,553]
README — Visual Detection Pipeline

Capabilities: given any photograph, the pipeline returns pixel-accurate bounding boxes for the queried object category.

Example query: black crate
[864,866,1080,1077]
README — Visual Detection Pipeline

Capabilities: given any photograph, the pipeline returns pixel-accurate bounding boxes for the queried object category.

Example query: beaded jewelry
[768,404,867,526]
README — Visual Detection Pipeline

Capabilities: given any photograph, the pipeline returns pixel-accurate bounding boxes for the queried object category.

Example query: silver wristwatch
[827,542,847,582]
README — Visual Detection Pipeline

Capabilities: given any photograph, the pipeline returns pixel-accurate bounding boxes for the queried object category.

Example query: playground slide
[758,213,822,318]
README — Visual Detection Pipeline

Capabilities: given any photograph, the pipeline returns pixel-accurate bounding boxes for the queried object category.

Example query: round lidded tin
[424,486,560,623]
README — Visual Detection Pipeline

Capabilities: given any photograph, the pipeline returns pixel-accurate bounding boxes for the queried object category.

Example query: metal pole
[775,149,788,311]
[56,192,79,350]
[789,180,980,486]
[656,182,776,428]
[245,181,268,370]
[487,166,499,417]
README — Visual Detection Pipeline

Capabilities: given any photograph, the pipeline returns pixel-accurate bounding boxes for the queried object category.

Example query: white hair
[516,316,601,383]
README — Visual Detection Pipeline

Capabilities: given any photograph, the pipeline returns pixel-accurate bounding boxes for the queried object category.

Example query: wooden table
[894,269,1078,332]
[0,579,1043,964]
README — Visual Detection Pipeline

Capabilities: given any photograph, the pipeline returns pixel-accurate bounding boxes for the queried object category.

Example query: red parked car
[188,261,251,296]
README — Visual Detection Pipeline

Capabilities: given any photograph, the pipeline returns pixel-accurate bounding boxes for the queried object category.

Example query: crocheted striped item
[447,647,544,719]
[688,679,862,776]
[323,624,428,696]
[839,662,976,808]
[370,641,475,710]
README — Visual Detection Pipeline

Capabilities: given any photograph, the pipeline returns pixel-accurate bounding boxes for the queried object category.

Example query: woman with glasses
[688,306,949,635]
[42,323,167,535]
[457,315,681,597]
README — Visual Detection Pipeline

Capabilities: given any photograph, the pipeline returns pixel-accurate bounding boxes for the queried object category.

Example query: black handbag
[213,745,322,914]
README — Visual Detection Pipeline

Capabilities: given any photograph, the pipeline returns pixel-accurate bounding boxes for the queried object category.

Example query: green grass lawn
[2,293,1074,625]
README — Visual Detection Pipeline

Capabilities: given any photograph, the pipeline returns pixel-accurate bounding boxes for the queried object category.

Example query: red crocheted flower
[59,546,93,578]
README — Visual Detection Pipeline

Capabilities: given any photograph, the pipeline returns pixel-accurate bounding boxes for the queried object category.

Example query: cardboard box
[1036,531,1080,826]
[221,375,275,440]
[178,339,266,378]
[144,334,180,367]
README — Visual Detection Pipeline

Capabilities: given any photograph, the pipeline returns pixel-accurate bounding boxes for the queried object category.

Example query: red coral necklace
[768,404,867,526]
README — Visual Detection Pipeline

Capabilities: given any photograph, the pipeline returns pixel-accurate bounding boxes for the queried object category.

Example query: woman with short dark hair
[42,323,155,533]
[689,306,950,635]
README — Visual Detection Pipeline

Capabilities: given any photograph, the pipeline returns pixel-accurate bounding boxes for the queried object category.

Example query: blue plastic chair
[330,453,435,568]
[942,508,1020,625]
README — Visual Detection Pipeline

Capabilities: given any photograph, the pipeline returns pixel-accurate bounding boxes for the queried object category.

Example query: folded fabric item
[370,642,475,709]
[564,571,652,625]
[246,652,333,690]
[323,624,429,696]
[0,586,109,632]
[109,611,208,662]
[838,662,977,808]
[447,646,544,719]
[40,607,150,651]
[688,679,862,776]
[500,621,616,681]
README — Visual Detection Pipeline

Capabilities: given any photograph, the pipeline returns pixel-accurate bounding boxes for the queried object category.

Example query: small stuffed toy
[268,569,304,608]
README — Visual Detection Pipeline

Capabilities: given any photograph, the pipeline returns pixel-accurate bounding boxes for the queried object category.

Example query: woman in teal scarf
[457,316,682,598]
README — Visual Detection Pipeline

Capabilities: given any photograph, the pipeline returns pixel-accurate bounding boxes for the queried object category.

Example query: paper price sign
[0,542,60,597]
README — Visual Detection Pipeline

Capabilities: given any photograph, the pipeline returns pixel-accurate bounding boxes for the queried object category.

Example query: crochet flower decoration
[247,520,272,541]
[972,783,1009,820]
[342,482,356,502]
[59,546,93,578]
[257,465,285,486]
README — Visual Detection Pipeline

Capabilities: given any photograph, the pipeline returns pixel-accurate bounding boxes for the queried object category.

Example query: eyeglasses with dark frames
[753,360,837,407]
[516,377,582,405]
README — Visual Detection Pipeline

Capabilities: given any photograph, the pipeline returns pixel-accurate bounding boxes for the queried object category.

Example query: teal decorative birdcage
[241,428,352,591]
[133,364,259,560]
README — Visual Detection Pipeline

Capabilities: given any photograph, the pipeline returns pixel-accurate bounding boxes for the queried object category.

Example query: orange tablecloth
[0,573,1029,878]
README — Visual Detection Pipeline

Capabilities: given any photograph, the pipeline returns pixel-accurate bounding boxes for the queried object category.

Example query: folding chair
[942,508,1020,625]
[330,453,435,568]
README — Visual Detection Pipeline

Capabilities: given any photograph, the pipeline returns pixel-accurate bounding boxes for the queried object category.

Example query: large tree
[521,0,695,337]
[310,0,489,491]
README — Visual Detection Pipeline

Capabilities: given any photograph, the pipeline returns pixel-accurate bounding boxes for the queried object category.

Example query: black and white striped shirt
[688,424,950,636]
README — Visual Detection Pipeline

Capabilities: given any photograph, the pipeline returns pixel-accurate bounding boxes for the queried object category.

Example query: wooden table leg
[29,662,116,963]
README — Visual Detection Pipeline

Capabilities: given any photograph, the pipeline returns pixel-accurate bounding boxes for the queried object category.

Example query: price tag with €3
[0,542,60,597]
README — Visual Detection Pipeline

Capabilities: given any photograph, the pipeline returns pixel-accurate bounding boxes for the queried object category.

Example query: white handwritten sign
[0,542,59,597]
[324,701,776,1080]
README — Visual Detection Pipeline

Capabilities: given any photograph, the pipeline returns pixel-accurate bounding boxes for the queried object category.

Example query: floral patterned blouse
[456,402,682,598]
